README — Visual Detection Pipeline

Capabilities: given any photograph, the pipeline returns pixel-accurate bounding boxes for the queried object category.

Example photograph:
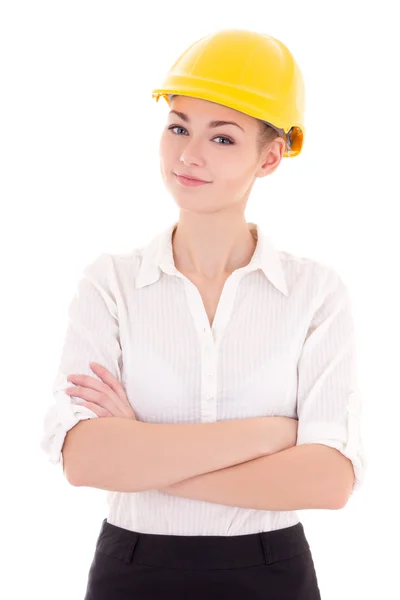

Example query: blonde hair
[257,120,286,156]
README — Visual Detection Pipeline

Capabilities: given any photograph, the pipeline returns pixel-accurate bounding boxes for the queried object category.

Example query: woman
[41,29,365,599]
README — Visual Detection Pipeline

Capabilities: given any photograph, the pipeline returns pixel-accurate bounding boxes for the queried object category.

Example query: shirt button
[207,370,214,376]
[206,393,213,400]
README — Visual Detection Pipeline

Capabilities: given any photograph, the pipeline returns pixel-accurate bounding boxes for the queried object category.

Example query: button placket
[201,334,218,414]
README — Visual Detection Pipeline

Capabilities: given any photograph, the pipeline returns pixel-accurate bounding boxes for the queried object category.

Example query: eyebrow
[168,110,245,132]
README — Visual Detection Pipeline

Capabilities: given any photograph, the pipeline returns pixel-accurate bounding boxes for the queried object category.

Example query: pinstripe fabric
[40,220,366,535]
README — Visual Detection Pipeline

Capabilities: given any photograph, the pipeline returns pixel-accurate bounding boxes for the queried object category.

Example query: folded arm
[158,443,355,510]
[158,266,366,511]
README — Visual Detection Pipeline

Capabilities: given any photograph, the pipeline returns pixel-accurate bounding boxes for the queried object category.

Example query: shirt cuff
[40,372,99,471]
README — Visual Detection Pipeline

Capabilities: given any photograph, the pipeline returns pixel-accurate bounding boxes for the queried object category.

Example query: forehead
[170,95,251,125]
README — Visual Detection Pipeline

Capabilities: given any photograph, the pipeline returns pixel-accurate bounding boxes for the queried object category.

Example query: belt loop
[127,531,140,564]
[259,532,272,565]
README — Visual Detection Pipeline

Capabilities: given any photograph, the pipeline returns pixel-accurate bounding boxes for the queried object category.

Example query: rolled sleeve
[40,252,123,472]
[295,265,367,495]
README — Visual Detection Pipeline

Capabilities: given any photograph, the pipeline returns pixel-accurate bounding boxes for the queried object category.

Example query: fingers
[88,363,133,416]
[66,363,136,420]
[67,374,105,395]
[65,386,126,418]
[89,363,128,403]
[67,371,130,417]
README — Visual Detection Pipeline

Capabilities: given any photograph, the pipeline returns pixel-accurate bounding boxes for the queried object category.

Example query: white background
[1,1,399,598]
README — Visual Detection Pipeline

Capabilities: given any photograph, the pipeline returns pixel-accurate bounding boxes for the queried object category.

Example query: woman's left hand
[65,361,136,420]
[64,363,188,494]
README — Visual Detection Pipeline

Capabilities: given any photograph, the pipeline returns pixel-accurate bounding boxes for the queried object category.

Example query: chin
[174,199,226,215]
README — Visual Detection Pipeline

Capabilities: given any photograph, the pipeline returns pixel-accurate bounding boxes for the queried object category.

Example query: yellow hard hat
[151,29,305,157]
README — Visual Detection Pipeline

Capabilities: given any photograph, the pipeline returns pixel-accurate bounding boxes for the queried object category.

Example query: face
[159,95,284,216]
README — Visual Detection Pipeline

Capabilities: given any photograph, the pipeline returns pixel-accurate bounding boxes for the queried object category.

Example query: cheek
[216,160,256,198]
[159,135,167,159]
[159,137,171,175]
[159,131,172,156]
[218,157,250,185]
[159,159,165,180]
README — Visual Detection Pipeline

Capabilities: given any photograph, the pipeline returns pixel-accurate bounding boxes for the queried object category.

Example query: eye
[167,125,234,145]
[168,125,187,136]
[213,136,233,145]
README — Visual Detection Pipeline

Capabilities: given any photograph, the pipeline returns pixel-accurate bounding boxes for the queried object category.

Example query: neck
[171,214,257,280]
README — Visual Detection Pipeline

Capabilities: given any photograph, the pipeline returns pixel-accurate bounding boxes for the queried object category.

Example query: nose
[179,138,205,167]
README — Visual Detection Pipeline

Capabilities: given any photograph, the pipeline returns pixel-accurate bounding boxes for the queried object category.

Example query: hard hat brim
[152,78,304,157]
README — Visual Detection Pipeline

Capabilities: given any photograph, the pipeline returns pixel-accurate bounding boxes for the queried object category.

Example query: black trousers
[84,518,321,599]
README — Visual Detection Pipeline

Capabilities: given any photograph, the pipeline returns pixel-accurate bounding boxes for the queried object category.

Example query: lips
[175,173,208,183]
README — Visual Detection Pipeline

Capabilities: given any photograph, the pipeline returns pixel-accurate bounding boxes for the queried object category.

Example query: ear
[256,137,286,179]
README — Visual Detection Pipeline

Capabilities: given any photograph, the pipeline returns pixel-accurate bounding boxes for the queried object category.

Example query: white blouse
[40,221,366,535]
